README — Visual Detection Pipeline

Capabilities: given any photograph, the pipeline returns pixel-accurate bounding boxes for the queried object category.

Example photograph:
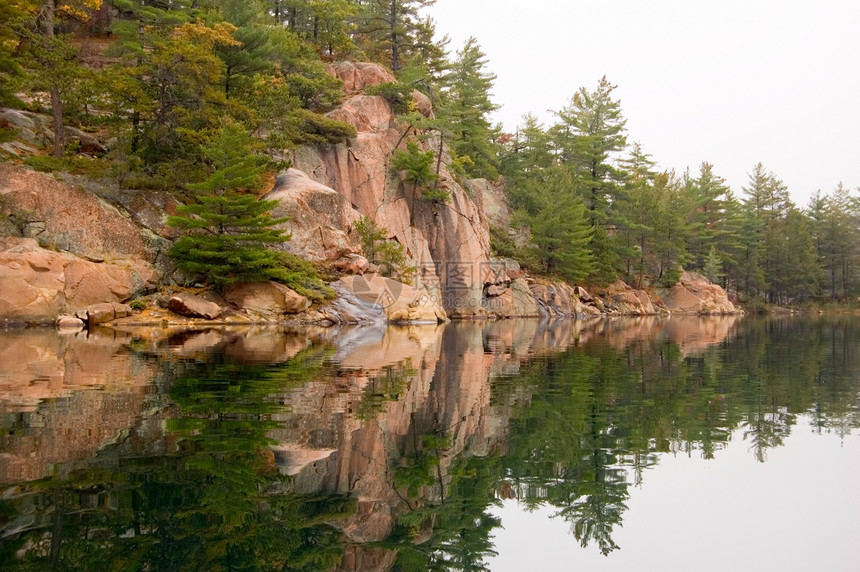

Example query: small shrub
[365,82,413,115]
[354,216,414,284]
[356,216,387,261]
[276,251,336,302]
[22,155,111,178]
[422,186,450,202]
[129,298,148,311]
[288,109,356,145]
[23,155,66,173]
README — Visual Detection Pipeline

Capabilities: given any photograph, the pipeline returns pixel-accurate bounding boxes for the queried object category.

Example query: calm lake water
[1,316,859,571]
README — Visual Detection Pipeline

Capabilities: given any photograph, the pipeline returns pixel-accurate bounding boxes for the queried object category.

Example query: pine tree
[514,166,594,282]
[391,139,439,224]
[167,125,290,289]
[686,162,729,270]
[550,77,629,284]
[0,0,37,105]
[440,36,499,179]
[356,0,435,73]
[23,0,102,156]
[618,142,657,287]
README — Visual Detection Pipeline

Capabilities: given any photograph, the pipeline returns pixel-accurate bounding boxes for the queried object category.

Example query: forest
[1,0,859,306]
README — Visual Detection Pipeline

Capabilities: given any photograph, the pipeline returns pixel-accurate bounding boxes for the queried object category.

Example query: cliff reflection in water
[2,316,860,570]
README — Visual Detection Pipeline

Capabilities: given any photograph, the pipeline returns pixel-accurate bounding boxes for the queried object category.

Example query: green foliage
[513,166,594,282]
[167,125,291,289]
[392,140,441,218]
[128,297,147,311]
[355,215,388,261]
[439,37,499,179]
[0,126,14,143]
[22,154,112,177]
[275,251,336,302]
[354,0,438,72]
[287,108,357,145]
[354,215,415,283]
[366,81,414,114]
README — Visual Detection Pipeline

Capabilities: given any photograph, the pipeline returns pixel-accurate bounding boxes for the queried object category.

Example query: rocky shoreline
[1,62,740,330]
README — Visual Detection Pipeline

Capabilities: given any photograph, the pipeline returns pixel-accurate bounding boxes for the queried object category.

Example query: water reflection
[1,316,859,569]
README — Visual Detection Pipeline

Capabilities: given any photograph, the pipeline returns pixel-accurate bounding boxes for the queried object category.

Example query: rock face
[290,131,496,317]
[482,278,540,317]
[326,61,396,94]
[597,280,658,315]
[529,279,600,318]
[265,168,361,262]
[0,108,105,157]
[0,237,156,323]
[0,163,152,261]
[663,271,740,315]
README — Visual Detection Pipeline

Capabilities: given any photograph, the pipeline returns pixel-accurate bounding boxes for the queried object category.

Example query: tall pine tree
[168,124,290,289]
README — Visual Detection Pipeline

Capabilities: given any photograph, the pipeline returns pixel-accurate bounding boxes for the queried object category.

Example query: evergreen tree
[685,162,729,270]
[498,113,553,181]
[513,166,594,282]
[0,0,37,105]
[618,142,657,287]
[355,0,435,73]
[391,139,439,224]
[276,0,357,57]
[22,0,102,156]
[813,184,860,298]
[649,171,691,285]
[550,77,629,284]
[440,36,499,179]
[167,125,290,289]
[214,0,277,100]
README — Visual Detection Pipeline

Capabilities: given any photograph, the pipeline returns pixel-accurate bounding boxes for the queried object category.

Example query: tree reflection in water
[1,317,859,569]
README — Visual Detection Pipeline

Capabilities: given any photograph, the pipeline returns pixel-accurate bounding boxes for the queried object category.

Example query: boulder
[338,274,447,323]
[0,237,156,323]
[335,253,371,275]
[168,292,222,320]
[84,303,118,325]
[0,108,105,154]
[483,278,541,317]
[111,302,133,319]
[55,315,84,330]
[663,271,740,315]
[326,61,396,94]
[599,280,656,315]
[411,89,434,118]
[530,279,598,318]
[224,281,310,317]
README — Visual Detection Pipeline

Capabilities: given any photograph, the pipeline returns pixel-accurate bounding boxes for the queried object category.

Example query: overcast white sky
[429,0,860,206]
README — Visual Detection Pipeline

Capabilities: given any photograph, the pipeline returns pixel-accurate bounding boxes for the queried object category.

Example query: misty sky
[430,0,860,206]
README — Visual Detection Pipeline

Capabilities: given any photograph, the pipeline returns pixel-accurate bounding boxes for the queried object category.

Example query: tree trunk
[41,0,65,157]
[389,0,399,71]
